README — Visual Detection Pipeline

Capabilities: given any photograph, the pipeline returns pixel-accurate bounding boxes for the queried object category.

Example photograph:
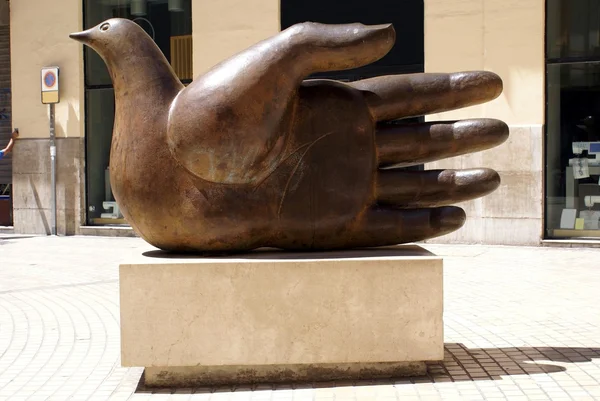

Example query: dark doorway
[281,0,424,81]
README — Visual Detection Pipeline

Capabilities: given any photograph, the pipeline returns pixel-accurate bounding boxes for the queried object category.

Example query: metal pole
[49,103,57,236]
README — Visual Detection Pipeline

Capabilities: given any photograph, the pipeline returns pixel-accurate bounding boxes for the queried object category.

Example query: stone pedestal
[119,245,443,387]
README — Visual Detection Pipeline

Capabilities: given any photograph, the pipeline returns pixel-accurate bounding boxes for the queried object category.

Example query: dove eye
[100,23,110,32]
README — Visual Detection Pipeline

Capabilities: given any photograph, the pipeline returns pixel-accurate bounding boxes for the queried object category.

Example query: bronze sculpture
[70,19,508,252]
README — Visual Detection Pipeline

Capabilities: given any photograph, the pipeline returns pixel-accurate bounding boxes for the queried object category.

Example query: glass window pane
[84,0,193,86]
[85,88,117,225]
[546,62,600,238]
[547,0,600,60]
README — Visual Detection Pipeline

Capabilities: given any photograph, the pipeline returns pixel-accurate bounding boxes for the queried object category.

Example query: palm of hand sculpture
[70,19,508,252]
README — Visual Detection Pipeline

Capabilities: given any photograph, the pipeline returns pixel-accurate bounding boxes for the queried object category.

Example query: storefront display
[546,0,600,239]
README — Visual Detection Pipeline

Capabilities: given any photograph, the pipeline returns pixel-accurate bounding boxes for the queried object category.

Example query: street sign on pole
[41,66,60,104]
[41,66,59,235]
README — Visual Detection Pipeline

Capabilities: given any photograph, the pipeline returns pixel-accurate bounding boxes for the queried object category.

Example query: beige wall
[10,0,85,235]
[11,0,84,139]
[7,0,546,242]
[424,0,545,245]
[192,0,280,76]
[424,0,544,125]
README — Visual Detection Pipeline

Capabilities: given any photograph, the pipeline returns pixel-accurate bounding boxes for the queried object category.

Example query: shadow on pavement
[0,235,35,243]
[133,343,600,393]
[142,245,434,260]
[426,343,598,381]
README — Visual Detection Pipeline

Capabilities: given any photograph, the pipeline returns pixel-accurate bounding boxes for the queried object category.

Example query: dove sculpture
[70,18,508,253]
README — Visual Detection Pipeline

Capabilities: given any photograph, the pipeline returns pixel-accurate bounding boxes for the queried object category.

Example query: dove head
[69,18,182,102]
[70,18,150,60]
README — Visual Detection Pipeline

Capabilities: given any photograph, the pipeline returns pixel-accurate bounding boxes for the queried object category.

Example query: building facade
[2,0,594,246]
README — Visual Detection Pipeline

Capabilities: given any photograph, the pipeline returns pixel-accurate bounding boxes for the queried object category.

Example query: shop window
[83,0,192,225]
[546,0,600,238]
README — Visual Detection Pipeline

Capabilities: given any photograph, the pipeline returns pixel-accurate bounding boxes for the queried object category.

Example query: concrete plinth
[119,245,443,387]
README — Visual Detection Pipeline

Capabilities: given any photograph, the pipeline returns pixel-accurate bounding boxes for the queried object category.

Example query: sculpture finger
[288,22,396,75]
[339,206,466,248]
[376,118,508,168]
[376,168,500,208]
[350,71,502,122]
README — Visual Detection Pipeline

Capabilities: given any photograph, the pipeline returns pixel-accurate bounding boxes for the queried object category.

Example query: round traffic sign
[44,71,56,89]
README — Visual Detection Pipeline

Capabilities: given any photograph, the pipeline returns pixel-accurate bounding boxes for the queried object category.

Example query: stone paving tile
[0,237,600,400]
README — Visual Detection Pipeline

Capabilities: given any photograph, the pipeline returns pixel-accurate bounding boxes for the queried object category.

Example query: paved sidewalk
[0,235,599,400]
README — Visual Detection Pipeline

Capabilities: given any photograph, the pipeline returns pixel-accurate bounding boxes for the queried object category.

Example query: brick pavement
[0,235,599,400]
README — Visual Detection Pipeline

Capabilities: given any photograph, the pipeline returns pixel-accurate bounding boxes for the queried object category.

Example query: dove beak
[69,28,93,44]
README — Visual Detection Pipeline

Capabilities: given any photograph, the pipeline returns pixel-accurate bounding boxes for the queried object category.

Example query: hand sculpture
[70,19,508,253]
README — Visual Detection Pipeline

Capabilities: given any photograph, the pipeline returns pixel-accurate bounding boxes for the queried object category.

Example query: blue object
[44,72,56,88]
[0,150,4,160]
[590,142,600,153]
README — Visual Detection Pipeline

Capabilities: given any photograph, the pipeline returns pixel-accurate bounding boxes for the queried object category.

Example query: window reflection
[546,0,600,238]
[547,0,600,60]
[84,0,193,85]
[546,63,600,237]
